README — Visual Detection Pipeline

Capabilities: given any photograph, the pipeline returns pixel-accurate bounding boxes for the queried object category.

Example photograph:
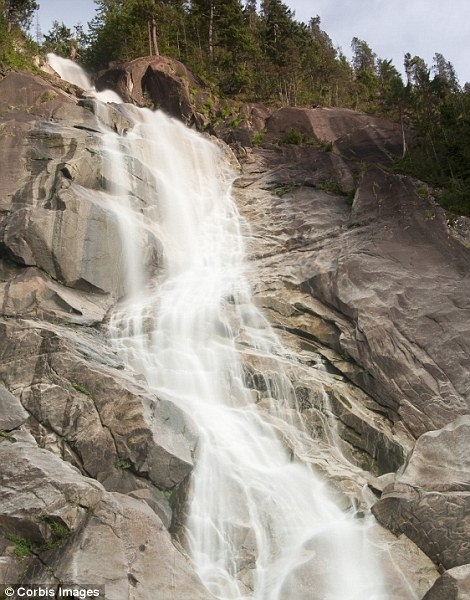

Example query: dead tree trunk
[151,16,159,56]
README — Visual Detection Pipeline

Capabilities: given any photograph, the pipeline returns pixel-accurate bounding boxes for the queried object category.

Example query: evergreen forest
[1,0,470,215]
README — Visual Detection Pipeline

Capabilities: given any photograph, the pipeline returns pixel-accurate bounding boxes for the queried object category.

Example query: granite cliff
[0,58,468,598]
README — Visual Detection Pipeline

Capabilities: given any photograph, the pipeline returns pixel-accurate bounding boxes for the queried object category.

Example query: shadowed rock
[372,417,470,569]
[94,56,209,126]
[423,565,470,600]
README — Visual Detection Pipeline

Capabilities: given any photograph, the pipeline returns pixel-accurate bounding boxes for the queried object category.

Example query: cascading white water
[46,53,122,103]
[48,55,417,600]
[102,112,389,599]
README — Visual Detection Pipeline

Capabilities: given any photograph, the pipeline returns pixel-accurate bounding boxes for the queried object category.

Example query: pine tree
[43,21,74,57]
[432,52,460,94]
[3,0,38,32]
[351,37,378,109]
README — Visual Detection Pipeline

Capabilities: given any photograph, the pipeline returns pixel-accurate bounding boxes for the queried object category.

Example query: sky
[36,0,470,85]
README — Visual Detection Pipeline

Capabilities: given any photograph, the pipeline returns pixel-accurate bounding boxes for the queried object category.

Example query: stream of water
[46,55,415,600]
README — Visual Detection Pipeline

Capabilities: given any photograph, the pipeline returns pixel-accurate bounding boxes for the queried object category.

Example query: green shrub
[72,383,93,397]
[251,131,265,146]
[281,127,305,145]
[5,534,33,558]
[116,459,131,470]
[439,179,470,216]
[40,90,58,103]
[0,430,14,441]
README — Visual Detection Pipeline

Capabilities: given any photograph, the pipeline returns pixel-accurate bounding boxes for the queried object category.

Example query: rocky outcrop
[0,72,121,320]
[236,142,469,435]
[233,107,469,588]
[0,72,163,323]
[0,69,212,597]
[0,443,213,599]
[263,106,404,163]
[372,417,470,569]
[0,319,196,489]
[423,565,470,600]
[0,62,468,598]
[94,56,211,127]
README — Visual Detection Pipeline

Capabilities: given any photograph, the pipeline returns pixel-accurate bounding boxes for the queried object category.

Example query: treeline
[398,54,470,215]
[1,0,469,215]
[46,0,407,114]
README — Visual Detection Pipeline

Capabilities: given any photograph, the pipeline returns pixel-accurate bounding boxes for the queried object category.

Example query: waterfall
[104,111,388,600]
[46,53,122,103]
[48,56,418,600]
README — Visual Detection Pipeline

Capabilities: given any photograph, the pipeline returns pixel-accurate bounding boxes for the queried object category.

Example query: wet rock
[0,71,164,309]
[0,65,465,590]
[235,112,469,575]
[238,147,470,439]
[0,72,199,596]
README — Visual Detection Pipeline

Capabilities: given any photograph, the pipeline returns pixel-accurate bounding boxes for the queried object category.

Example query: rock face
[423,565,470,600]
[232,107,469,592]
[94,56,210,127]
[0,70,214,598]
[372,417,470,569]
[0,72,122,321]
[0,443,212,599]
[0,62,468,598]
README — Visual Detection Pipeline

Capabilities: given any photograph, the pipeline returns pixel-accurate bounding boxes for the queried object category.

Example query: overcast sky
[36,0,470,85]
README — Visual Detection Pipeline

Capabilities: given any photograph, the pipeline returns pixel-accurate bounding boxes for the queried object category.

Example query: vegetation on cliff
[0,0,39,70]
[1,0,470,215]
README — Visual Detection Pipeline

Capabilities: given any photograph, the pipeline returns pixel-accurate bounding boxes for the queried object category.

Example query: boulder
[94,56,209,125]
[0,319,197,490]
[0,385,28,431]
[423,565,470,600]
[398,416,470,492]
[0,442,104,544]
[372,417,470,569]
